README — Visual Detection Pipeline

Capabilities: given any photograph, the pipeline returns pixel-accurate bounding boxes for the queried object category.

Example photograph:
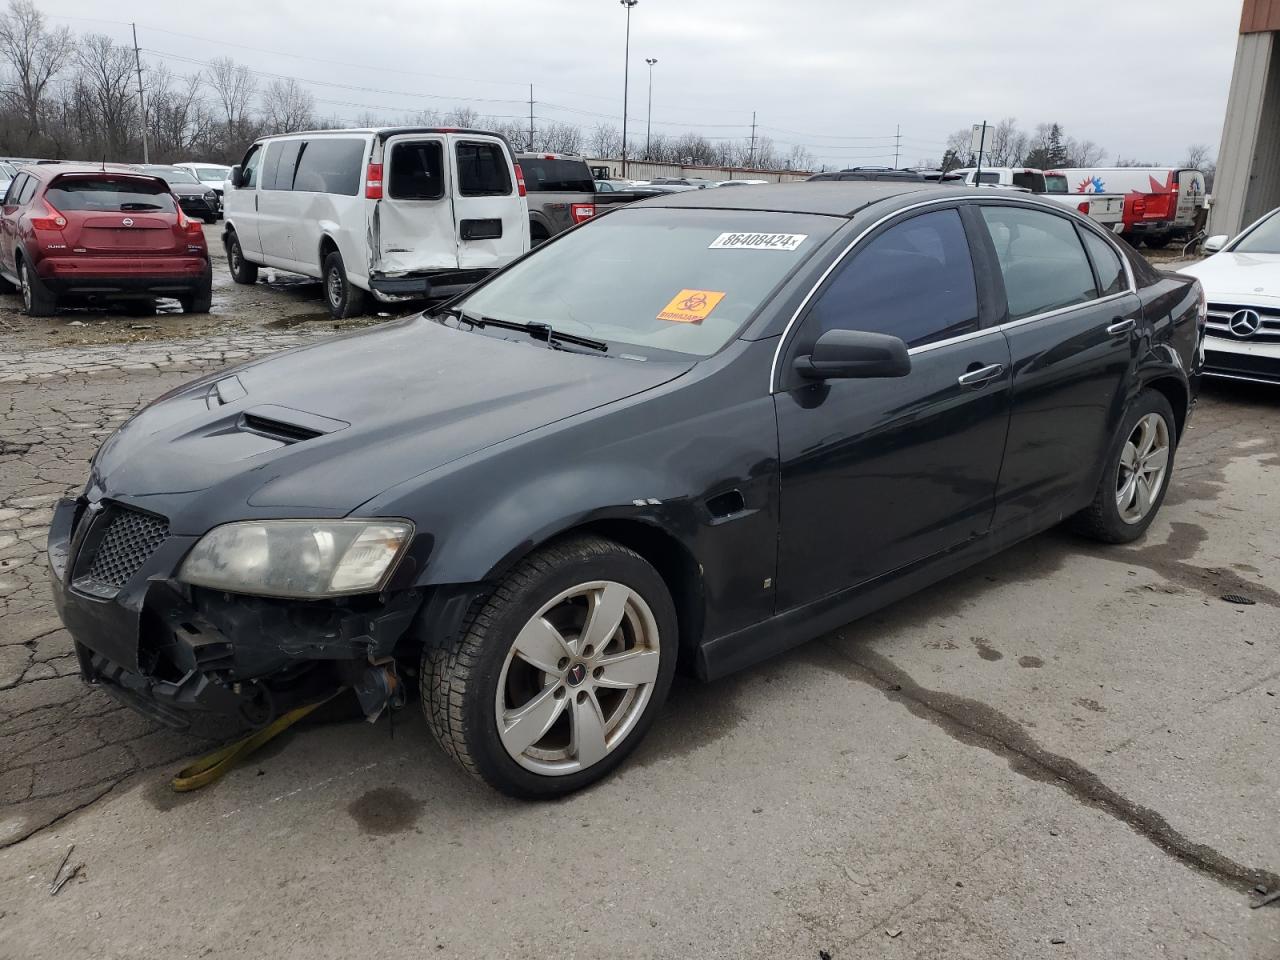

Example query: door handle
[957,363,1005,387]
[1106,317,1137,336]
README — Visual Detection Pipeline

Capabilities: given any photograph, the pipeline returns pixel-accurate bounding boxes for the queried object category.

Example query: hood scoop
[237,405,349,445]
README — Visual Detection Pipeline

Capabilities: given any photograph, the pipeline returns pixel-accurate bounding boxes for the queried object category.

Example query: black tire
[529,221,550,246]
[18,258,56,316]
[179,270,213,314]
[422,535,679,799]
[1143,234,1170,250]
[322,250,366,319]
[1072,390,1177,543]
[225,230,258,285]
[201,214,218,225]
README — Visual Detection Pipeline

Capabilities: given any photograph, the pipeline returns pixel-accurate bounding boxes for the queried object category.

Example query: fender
[527,209,554,238]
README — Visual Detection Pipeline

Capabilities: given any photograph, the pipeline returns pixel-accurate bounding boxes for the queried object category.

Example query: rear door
[448,135,528,267]
[1174,169,1205,229]
[976,203,1141,530]
[374,133,458,275]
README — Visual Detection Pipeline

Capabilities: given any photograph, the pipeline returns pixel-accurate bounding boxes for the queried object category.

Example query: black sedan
[48,183,1205,797]
[137,164,221,223]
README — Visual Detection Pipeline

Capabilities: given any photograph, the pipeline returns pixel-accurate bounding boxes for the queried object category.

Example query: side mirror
[228,164,244,189]
[1202,234,1228,254]
[793,329,911,381]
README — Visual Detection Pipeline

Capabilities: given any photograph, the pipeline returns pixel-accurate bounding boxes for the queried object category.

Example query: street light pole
[644,57,657,161]
[620,0,638,177]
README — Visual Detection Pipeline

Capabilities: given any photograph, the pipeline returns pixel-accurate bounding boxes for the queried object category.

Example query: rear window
[457,142,512,197]
[1013,171,1047,192]
[294,138,364,195]
[976,172,999,184]
[46,177,175,213]
[389,141,444,200]
[518,157,593,193]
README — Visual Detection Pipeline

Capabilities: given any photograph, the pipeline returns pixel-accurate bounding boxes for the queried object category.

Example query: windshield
[146,167,199,184]
[1233,209,1280,255]
[1044,174,1068,193]
[0,161,15,178]
[47,177,176,213]
[193,166,230,182]
[454,208,839,358]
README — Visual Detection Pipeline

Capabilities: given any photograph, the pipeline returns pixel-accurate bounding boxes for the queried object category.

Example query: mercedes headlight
[179,520,413,598]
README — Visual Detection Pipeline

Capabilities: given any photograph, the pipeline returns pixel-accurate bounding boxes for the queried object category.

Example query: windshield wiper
[443,307,608,353]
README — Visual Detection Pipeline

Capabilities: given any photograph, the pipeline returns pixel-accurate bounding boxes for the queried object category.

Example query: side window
[240,145,263,189]
[4,173,27,205]
[804,209,980,349]
[18,176,37,205]
[262,140,303,191]
[979,206,1099,321]
[388,141,444,200]
[293,138,364,195]
[1081,230,1126,298]
[455,142,512,197]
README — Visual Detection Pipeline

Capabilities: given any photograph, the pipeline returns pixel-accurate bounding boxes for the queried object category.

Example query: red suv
[0,164,212,316]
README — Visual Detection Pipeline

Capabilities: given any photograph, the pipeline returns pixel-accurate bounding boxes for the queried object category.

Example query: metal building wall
[1210,29,1280,237]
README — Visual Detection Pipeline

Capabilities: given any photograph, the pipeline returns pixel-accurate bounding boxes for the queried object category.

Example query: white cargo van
[222,127,530,318]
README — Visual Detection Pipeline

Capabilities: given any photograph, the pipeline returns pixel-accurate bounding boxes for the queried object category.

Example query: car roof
[21,163,164,181]
[630,181,960,217]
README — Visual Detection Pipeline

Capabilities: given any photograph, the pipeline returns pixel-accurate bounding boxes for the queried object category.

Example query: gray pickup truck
[517,153,638,243]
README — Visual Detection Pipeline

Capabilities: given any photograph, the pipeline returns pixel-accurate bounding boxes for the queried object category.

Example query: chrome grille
[86,508,169,587]
[1205,303,1280,343]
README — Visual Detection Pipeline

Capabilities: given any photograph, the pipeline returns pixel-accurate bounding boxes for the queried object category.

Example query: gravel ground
[0,245,1276,959]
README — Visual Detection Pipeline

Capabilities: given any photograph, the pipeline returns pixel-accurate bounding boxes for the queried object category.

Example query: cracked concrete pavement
[0,260,1278,959]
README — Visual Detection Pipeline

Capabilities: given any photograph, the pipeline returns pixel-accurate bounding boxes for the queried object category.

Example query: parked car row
[49,178,1207,798]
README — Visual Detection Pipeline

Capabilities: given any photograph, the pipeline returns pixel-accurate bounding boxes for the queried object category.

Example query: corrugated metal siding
[1243,35,1280,225]
[1210,32,1276,236]
[1242,0,1280,33]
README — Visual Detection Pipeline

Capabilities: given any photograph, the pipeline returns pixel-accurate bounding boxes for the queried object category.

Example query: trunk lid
[48,173,186,256]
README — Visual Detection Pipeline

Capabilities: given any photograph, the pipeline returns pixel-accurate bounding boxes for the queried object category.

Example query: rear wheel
[1072,390,1176,543]
[180,272,213,314]
[322,250,366,319]
[225,230,258,285]
[18,259,56,317]
[529,221,550,246]
[422,535,678,798]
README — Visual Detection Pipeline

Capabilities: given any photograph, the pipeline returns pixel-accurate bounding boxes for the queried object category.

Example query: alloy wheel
[20,264,31,312]
[1116,412,1170,524]
[495,580,662,776]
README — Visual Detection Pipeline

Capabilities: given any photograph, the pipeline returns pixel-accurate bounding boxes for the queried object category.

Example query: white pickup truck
[949,166,1125,233]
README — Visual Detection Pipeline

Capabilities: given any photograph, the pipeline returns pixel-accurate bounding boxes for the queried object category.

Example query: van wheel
[422,535,678,799]
[1072,390,1176,543]
[225,231,258,285]
[323,251,366,319]
[19,259,56,316]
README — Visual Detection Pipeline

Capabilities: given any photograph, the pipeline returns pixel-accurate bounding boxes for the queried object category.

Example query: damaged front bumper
[47,496,459,731]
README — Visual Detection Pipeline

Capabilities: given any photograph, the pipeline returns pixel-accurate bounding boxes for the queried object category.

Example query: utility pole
[644,58,657,160]
[528,84,534,151]
[974,120,989,188]
[619,0,638,177]
[131,22,149,163]
[894,124,900,169]
[748,111,757,168]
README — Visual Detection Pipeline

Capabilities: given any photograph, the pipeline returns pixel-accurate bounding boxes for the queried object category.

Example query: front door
[256,138,304,269]
[0,173,29,276]
[775,206,1012,610]
[974,203,1141,530]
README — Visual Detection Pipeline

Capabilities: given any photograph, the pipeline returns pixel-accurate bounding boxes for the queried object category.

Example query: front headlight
[178,519,413,598]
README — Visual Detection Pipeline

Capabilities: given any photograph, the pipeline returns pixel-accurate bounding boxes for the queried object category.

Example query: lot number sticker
[658,289,726,323]
[709,232,807,251]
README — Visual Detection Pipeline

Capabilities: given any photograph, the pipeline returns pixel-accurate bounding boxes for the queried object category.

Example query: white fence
[587,158,811,183]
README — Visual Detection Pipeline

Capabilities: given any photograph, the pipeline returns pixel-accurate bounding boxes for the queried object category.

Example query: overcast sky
[40,0,1243,168]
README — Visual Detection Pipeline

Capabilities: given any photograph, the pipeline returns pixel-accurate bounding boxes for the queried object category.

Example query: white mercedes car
[1180,207,1280,384]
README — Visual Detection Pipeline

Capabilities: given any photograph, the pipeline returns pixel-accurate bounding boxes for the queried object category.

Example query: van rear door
[446,134,529,268]
[375,133,459,275]
[1174,169,1205,228]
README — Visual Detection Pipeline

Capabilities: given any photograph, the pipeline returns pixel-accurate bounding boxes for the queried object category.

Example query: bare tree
[0,0,72,148]
[1181,143,1213,170]
[75,33,138,159]
[205,55,257,150]
[442,106,479,128]
[1063,137,1105,167]
[260,78,315,134]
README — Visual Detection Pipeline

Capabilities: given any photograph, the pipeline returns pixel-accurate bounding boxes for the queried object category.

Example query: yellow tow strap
[170,693,339,793]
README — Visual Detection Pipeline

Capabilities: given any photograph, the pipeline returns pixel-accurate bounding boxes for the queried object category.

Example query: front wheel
[1072,390,1176,543]
[422,536,678,798]
[225,231,258,285]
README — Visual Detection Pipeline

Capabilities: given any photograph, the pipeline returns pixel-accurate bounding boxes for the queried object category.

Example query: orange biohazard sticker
[657,289,726,324]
